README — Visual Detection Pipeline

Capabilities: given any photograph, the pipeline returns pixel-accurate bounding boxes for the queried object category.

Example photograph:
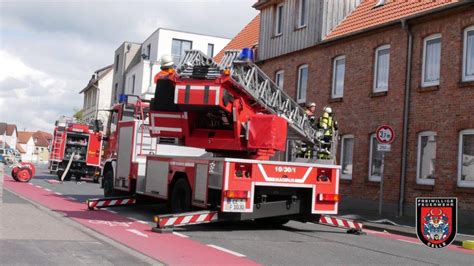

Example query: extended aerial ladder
[177,50,336,162]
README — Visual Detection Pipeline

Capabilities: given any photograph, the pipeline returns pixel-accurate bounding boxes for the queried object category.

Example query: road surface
[3,168,473,265]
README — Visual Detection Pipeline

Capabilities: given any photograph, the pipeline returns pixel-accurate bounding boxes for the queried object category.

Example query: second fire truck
[49,117,103,182]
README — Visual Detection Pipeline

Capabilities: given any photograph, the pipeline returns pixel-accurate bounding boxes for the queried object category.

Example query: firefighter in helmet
[317,106,338,159]
[152,54,178,111]
[305,102,317,126]
[296,102,318,159]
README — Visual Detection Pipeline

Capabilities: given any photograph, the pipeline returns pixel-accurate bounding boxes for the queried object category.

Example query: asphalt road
[10,168,474,265]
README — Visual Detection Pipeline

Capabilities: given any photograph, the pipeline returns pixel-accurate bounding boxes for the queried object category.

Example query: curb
[363,222,470,247]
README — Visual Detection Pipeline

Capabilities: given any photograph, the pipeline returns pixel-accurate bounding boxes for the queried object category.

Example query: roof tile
[326,0,459,39]
[214,15,260,62]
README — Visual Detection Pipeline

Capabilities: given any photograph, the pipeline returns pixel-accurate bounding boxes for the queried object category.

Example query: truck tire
[255,217,290,227]
[169,178,191,213]
[57,172,72,181]
[103,170,116,197]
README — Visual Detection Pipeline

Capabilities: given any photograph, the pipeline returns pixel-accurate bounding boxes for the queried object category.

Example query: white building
[116,28,230,101]
[80,65,113,130]
[17,131,36,162]
[0,123,17,149]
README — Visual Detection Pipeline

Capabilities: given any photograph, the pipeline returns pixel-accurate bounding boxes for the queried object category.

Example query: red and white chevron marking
[157,211,218,228]
[319,215,363,230]
[87,198,136,209]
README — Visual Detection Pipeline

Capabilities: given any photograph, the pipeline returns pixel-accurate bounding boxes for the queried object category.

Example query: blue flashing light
[118,94,128,104]
[238,48,254,62]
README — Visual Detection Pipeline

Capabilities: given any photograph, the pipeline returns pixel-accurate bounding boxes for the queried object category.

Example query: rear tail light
[224,190,249,199]
[318,193,339,202]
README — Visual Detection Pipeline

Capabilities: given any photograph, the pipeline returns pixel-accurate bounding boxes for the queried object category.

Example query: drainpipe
[399,19,413,217]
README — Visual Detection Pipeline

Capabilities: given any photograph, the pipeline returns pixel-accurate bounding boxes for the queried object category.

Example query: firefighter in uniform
[152,54,178,111]
[317,106,338,159]
[297,102,318,158]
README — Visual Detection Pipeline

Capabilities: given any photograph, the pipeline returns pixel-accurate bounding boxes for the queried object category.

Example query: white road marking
[107,210,118,214]
[206,244,246,257]
[67,196,76,200]
[35,185,42,188]
[126,216,149,224]
[172,232,189,238]
[28,183,34,185]
[398,239,422,245]
[126,229,149,238]
[54,192,63,195]
[44,188,52,192]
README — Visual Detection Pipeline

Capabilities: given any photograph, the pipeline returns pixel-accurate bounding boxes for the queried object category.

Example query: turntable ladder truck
[88,50,342,230]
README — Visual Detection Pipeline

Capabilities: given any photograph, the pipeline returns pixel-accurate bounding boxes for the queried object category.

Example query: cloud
[0,50,74,132]
[0,0,258,133]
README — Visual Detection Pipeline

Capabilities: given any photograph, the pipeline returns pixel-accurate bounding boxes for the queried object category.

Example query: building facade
[0,123,18,149]
[254,0,474,212]
[113,28,230,102]
[111,42,142,105]
[80,65,113,130]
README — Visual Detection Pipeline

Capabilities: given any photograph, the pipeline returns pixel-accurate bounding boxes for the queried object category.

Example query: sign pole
[378,152,385,215]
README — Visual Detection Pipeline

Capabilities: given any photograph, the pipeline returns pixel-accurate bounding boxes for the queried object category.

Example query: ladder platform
[87,196,136,210]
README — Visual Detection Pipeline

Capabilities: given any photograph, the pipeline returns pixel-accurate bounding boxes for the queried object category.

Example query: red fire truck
[93,50,340,227]
[49,117,103,182]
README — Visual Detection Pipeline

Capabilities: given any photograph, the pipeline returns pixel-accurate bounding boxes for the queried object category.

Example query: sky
[0,0,258,132]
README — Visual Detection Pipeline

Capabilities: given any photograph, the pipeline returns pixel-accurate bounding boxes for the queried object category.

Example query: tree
[73,108,84,122]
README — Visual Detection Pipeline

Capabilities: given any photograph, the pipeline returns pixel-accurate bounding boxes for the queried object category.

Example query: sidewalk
[337,201,474,247]
[0,164,156,265]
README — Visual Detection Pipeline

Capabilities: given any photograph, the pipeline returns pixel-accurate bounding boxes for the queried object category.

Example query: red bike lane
[3,175,259,265]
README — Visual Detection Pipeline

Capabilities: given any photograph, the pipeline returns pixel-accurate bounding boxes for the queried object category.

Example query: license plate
[226,199,246,211]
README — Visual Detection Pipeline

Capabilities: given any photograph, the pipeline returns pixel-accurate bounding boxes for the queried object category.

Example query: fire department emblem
[416,197,457,248]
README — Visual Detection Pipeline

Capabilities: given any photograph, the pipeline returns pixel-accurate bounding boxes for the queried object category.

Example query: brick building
[253,0,474,213]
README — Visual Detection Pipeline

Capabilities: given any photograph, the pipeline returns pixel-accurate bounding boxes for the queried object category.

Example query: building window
[131,75,136,94]
[171,39,192,64]
[275,70,284,89]
[114,83,118,101]
[374,45,390,92]
[275,3,284,36]
[332,55,345,98]
[91,90,96,106]
[115,54,119,72]
[458,129,474,188]
[369,133,383,182]
[297,0,307,28]
[422,34,441,87]
[417,131,436,185]
[297,64,308,103]
[462,26,474,82]
[341,135,354,180]
[146,44,151,59]
[207,43,214,57]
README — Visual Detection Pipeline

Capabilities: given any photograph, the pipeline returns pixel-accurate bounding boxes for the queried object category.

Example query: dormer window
[374,0,385,8]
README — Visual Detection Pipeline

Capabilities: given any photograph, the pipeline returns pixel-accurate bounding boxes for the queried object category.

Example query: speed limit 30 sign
[376,125,395,144]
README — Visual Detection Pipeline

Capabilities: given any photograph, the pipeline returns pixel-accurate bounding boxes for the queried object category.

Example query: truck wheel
[57,172,72,181]
[170,178,191,213]
[255,217,290,227]
[103,170,115,197]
